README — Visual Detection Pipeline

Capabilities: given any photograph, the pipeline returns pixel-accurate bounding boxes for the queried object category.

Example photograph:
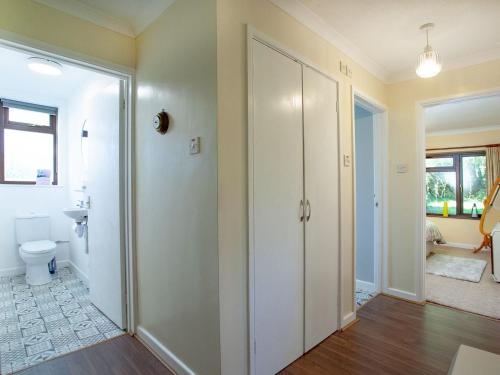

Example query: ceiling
[272,0,500,82]
[33,0,500,82]
[0,45,107,107]
[34,0,176,36]
[425,95,500,135]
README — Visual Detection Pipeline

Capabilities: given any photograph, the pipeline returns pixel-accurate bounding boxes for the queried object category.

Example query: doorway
[418,92,500,319]
[0,39,134,374]
[353,92,387,310]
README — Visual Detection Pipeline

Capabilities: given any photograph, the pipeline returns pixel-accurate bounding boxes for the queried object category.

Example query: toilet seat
[20,240,57,254]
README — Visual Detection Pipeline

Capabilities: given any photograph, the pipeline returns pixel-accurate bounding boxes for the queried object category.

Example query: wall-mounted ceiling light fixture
[27,57,63,76]
[416,23,442,78]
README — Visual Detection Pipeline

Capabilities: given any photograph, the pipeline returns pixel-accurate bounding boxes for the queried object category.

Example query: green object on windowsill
[471,203,479,218]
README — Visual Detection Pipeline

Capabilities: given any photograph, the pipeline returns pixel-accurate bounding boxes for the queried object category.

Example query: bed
[426,220,445,256]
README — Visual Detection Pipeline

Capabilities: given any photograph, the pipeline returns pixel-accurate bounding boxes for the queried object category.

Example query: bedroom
[424,93,500,319]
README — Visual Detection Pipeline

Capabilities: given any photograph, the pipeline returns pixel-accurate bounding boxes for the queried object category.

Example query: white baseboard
[68,261,89,286]
[341,311,356,329]
[0,265,26,278]
[384,287,419,302]
[356,279,375,292]
[439,242,476,250]
[0,259,69,278]
[136,326,196,375]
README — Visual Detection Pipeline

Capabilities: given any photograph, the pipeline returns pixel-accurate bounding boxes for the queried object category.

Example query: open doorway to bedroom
[353,93,387,310]
[423,93,500,319]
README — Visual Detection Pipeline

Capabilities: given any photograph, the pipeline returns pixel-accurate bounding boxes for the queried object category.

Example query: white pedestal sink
[63,208,88,222]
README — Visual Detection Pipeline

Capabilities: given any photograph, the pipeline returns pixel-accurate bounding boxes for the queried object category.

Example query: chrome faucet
[77,197,91,209]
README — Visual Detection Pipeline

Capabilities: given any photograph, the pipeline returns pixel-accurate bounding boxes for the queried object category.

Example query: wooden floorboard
[280,295,500,375]
[17,334,173,375]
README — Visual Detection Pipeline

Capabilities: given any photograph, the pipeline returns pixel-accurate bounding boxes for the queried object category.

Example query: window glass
[4,129,54,182]
[462,155,487,214]
[426,171,457,215]
[8,107,51,126]
[426,157,454,168]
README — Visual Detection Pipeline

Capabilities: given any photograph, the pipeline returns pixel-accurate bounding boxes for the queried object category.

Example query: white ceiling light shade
[27,57,63,76]
[416,23,442,78]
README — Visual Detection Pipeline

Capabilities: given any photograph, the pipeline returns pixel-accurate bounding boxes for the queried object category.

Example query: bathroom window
[0,99,58,184]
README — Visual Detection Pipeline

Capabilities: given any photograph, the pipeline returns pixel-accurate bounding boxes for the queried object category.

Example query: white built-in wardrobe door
[252,40,304,375]
[303,66,339,351]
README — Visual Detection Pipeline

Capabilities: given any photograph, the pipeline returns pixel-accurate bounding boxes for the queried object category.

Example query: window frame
[426,151,486,219]
[0,100,58,185]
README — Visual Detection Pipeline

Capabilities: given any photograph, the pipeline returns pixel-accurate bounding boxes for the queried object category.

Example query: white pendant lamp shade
[416,23,442,78]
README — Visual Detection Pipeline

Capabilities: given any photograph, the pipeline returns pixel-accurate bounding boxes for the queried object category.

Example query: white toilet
[16,214,57,286]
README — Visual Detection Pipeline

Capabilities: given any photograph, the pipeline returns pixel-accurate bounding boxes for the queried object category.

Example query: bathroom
[0,45,126,373]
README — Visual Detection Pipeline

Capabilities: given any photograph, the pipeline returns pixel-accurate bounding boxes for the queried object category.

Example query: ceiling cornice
[34,0,136,37]
[271,0,389,82]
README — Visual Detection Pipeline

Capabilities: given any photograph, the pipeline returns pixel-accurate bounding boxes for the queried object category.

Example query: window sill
[0,184,64,189]
[426,214,481,221]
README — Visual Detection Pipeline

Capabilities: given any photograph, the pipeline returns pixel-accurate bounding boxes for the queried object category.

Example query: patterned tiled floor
[0,267,124,374]
[355,288,377,309]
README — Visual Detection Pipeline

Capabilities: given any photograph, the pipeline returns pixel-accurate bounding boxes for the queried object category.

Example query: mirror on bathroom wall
[81,119,89,187]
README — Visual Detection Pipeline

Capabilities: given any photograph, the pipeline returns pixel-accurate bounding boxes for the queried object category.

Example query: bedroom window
[0,99,58,185]
[426,152,486,218]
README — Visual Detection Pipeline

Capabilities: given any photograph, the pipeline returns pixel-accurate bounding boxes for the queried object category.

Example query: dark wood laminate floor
[281,295,500,375]
[17,334,173,375]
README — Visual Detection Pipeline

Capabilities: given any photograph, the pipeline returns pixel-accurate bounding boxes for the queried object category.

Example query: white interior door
[303,66,339,351]
[87,79,125,329]
[252,39,305,374]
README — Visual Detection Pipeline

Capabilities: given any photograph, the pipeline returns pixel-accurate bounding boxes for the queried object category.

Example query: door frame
[351,89,389,312]
[415,88,500,302]
[0,33,137,333]
[247,25,341,375]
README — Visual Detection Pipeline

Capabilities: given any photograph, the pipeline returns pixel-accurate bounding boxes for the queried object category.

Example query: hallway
[281,295,500,374]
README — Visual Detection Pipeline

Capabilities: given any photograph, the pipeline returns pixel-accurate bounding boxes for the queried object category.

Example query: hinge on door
[122,99,126,110]
[254,340,256,354]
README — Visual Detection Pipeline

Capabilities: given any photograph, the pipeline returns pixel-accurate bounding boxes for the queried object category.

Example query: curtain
[486,146,500,192]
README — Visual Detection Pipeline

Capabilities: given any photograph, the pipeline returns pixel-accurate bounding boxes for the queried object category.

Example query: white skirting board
[0,259,70,278]
[136,326,196,375]
[384,287,419,302]
[341,311,356,329]
[439,242,476,250]
[68,261,89,287]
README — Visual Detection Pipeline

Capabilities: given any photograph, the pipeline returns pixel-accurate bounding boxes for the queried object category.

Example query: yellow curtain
[486,146,500,192]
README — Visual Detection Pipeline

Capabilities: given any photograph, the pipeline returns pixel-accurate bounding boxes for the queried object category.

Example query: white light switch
[396,163,409,173]
[189,137,200,155]
[343,154,351,167]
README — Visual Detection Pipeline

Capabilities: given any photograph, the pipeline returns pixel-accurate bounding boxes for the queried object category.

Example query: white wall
[135,0,221,374]
[355,106,375,284]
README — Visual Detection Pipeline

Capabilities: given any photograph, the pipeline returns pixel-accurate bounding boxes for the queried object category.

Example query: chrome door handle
[306,200,311,222]
[299,200,304,222]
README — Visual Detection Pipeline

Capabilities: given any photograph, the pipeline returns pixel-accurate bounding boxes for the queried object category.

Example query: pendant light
[416,23,442,78]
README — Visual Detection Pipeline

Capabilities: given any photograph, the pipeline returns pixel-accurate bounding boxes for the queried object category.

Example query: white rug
[427,254,487,283]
